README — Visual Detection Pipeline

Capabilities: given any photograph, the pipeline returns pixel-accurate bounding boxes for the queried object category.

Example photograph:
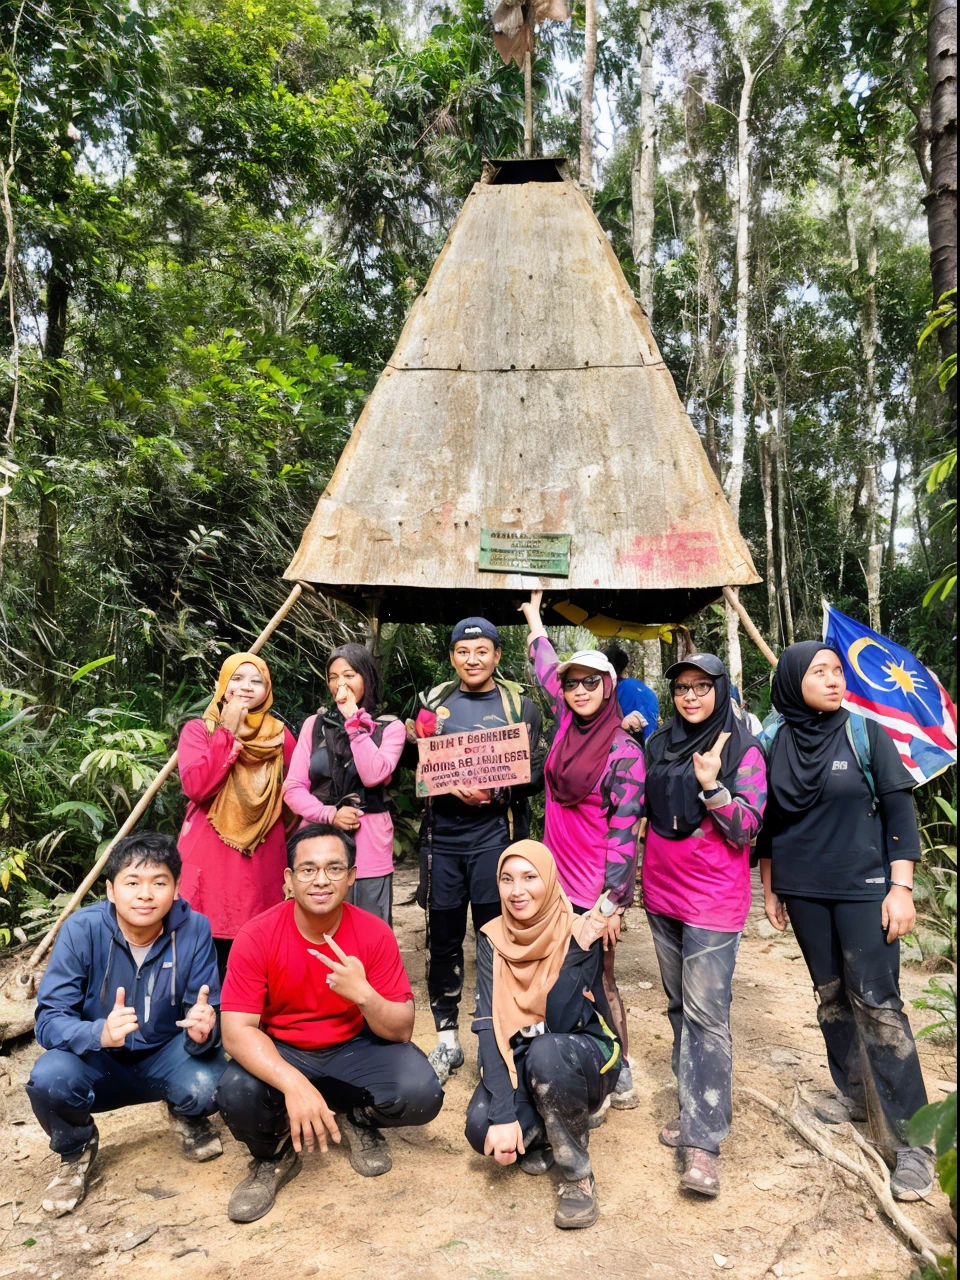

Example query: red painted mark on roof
[439,502,454,526]
[619,530,721,573]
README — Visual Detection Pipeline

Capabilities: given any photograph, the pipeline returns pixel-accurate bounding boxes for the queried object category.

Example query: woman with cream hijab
[177,654,295,977]
[465,841,621,1231]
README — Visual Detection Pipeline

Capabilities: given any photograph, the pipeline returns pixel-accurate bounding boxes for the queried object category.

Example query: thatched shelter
[286,158,759,625]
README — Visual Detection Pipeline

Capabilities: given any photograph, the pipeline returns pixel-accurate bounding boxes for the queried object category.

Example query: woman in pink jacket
[284,644,405,923]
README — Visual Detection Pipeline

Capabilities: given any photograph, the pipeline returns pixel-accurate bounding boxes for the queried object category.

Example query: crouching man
[26,833,226,1217]
[216,822,443,1223]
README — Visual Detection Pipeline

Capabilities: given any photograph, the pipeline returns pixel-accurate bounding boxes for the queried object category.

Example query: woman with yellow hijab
[465,841,621,1231]
[177,654,295,976]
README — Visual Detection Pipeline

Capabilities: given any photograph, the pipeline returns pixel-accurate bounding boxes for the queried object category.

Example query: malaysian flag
[822,602,957,786]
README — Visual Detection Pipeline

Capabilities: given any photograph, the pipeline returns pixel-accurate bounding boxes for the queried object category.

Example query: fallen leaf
[136,1184,178,1200]
[118,1225,159,1252]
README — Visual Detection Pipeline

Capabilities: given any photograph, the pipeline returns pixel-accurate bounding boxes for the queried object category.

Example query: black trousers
[783,896,928,1155]
[465,1033,618,1182]
[428,847,503,1032]
[216,1030,444,1160]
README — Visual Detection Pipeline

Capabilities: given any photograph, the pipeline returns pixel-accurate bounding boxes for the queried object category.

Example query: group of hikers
[26,590,936,1231]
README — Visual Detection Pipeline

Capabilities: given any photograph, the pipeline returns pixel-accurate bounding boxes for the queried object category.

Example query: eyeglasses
[562,674,604,692]
[292,863,350,883]
[672,681,715,699]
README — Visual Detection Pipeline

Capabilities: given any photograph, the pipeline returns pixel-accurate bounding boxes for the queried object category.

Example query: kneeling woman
[177,653,295,977]
[643,654,765,1197]
[465,841,620,1231]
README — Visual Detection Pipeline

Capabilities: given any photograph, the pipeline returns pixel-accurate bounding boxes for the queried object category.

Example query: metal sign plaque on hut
[478,529,571,577]
[285,157,759,625]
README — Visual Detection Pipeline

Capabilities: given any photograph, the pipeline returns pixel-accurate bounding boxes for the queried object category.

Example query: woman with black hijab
[643,653,766,1197]
[757,641,932,1202]
[284,645,405,923]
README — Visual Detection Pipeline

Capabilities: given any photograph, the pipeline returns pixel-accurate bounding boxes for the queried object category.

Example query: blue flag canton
[824,607,944,729]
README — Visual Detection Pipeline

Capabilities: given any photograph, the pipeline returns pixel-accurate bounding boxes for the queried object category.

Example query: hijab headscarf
[545,662,623,807]
[645,653,758,840]
[481,841,589,1087]
[202,652,288,854]
[767,640,849,815]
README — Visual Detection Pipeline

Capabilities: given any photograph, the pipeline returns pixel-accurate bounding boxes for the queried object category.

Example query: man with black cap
[404,618,544,1083]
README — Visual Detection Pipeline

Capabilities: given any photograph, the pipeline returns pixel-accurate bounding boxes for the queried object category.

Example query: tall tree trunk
[631,7,656,315]
[926,0,958,400]
[579,0,598,195]
[685,70,721,477]
[886,451,902,570]
[861,189,883,632]
[775,436,795,645]
[723,52,757,691]
[36,246,69,711]
[760,423,779,641]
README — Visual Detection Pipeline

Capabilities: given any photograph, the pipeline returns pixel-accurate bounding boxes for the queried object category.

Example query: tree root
[739,1084,948,1269]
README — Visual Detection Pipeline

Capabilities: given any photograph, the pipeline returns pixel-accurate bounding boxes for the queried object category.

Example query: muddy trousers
[26,1040,227,1158]
[428,893,502,1033]
[216,1030,444,1160]
[465,1033,617,1182]
[646,912,741,1155]
[783,896,928,1154]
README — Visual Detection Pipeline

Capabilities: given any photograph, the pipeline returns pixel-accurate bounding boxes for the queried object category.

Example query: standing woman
[643,654,766,1197]
[757,642,932,1201]
[466,840,621,1230]
[520,591,644,1107]
[177,653,296,978]
[284,644,405,924]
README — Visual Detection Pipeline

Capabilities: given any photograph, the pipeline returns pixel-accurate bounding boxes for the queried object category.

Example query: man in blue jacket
[26,832,226,1216]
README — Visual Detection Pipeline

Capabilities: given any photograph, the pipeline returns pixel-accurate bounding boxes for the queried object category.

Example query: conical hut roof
[286,159,759,625]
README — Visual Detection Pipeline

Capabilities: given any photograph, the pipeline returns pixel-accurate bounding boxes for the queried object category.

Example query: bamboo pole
[523,50,533,158]
[723,586,778,668]
[24,582,306,971]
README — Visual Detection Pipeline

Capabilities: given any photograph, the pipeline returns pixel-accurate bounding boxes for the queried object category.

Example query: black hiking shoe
[336,1109,392,1177]
[167,1107,223,1162]
[891,1146,935,1201]
[227,1142,302,1223]
[812,1091,867,1125]
[518,1145,555,1176]
[659,1115,682,1148]
[428,1040,465,1087]
[42,1129,99,1218]
[554,1174,600,1230]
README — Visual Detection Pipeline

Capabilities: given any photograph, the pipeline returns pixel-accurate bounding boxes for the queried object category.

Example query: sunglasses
[562,673,604,692]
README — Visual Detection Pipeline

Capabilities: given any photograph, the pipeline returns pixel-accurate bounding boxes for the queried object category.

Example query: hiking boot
[42,1130,99,1217]
[554,1174,600,1230]
[659,1115,682,1148]
[227,1142,302,1224]
[610,1061,639,1110]
[679,1146,720,1198]
[588,1094,611,1130]
[428,1040,465,1087]
[891,1146,935,1201]
[518,1145,555,1176]
[812,1091,867,1125]
[168,1107,223,1162]
[336,1109,392,1177]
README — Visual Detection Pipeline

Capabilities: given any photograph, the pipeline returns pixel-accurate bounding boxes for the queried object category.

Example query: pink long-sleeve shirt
[284,709,405,880]
[176,719,296,939]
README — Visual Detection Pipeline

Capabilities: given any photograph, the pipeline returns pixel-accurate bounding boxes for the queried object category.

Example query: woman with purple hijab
[521,592,645,1108]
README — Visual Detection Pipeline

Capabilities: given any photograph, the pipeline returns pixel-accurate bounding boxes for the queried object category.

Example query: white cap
[555,650,618,683]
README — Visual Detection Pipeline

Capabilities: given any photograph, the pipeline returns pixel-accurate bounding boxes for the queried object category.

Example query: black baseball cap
[663,653,726,681]
[450,617,502,648]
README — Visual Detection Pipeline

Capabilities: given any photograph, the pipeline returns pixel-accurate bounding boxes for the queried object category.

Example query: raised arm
[345,714,405,788]
[698,744,767,849]
[177,718,242,805]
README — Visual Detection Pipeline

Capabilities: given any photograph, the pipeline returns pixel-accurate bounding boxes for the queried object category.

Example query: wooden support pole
[523,50,533,158]
[25,582,306,971]
[722,586,778,668]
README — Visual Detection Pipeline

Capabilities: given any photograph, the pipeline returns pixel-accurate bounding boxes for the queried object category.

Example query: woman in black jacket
[465,840,620,1231]
[757,641,932,1201]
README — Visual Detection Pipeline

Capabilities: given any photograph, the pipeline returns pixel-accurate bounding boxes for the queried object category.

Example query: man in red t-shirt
[216,823,443,1223]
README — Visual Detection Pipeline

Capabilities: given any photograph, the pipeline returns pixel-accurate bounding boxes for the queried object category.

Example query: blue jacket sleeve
[34,920,106,1058]
[181,913,223,1056]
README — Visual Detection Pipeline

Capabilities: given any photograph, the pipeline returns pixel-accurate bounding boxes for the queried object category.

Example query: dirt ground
[0,867,955,1280]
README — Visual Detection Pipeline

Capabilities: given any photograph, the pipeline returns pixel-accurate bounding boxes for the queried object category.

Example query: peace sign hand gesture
[176,984,216,1044]
[693,730,731,792]
[314,934,373,1008]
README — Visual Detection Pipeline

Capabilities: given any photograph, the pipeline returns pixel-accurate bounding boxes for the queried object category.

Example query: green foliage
[908,1091,957,1213]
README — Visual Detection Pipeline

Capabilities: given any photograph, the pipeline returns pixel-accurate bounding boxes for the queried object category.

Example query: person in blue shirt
[603,644,660,742]
[26,832,226,1217]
